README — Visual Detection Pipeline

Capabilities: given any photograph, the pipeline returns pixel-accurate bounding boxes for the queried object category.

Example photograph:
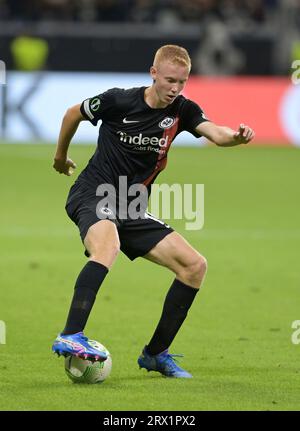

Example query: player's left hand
[233,124,255,145]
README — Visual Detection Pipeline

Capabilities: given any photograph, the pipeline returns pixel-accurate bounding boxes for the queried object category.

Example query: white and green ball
[64,342,112,384]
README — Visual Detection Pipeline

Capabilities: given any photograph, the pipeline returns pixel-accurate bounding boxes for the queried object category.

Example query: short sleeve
[80,88,118,126]
[180,99,210,138]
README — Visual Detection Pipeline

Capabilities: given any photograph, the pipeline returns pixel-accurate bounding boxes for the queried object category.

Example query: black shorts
[65,181,174,261]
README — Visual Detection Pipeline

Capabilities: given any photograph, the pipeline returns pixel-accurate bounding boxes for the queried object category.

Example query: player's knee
[199,255,208,276]
[179,254,207,289]
[89,241,120,266]
[191,255,207,287]
[84,221,120,267]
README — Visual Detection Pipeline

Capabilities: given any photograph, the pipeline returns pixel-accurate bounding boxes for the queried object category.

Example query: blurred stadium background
[1,0,300,411]
[0,0,300,144]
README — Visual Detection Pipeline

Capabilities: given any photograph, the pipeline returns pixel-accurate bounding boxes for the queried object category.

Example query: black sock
[146,279,199,356]
[62,261,108,335]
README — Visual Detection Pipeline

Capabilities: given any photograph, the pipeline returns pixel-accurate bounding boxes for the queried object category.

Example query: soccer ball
[64,341,112,384]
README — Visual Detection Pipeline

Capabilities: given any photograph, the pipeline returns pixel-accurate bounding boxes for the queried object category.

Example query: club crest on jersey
[159,117,176,129]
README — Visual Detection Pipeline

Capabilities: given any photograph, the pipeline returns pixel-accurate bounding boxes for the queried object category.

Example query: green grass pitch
[0,143,299,411]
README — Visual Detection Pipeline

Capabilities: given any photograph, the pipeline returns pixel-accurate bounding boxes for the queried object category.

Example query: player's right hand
[53,157,77,176]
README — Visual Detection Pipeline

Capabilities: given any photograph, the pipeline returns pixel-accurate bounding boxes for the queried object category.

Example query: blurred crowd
[1,0,299,76]
[0,0,288,24]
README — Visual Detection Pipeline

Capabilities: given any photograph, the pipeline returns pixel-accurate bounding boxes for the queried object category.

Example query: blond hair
[153,45,191,71]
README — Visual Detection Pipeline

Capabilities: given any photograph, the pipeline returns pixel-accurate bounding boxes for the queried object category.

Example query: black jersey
[78,86,208,190]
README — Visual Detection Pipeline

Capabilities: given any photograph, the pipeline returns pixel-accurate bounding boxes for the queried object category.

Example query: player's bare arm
[53,104,85,176]
[195,121,255,147]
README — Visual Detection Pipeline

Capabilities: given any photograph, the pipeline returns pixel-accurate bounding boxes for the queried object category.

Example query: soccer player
[52,45,254,377]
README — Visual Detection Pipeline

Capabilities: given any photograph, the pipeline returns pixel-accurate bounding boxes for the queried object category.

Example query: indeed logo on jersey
[117,131,169,148]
